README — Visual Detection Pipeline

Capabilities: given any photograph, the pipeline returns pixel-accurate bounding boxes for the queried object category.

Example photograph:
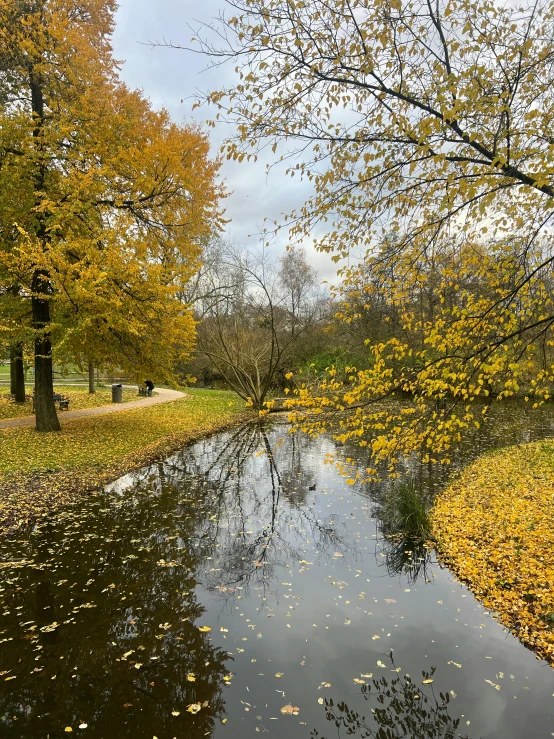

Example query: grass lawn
[0,384,138,420]
[0,388,252,535]
[432,439,554,665]
[0,363,89,382]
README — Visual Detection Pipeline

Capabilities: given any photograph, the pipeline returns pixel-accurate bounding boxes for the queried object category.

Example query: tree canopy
[190,0,554,468]
[0,0,224,430]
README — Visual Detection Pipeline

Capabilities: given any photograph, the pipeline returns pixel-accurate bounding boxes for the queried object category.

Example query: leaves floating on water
[280,704,300,715]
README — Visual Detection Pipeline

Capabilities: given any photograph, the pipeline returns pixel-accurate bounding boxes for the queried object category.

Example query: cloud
[112,0,341,282]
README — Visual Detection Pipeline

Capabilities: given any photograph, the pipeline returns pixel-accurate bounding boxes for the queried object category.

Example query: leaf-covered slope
[432,441,554,664]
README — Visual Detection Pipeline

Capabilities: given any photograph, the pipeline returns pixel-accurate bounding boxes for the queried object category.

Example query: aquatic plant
[379,478,433,543]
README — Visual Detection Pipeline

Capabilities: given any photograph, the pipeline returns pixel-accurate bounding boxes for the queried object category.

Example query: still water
[1,405,554,738]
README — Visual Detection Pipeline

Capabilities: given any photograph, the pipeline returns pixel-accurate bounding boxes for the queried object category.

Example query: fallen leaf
[280,705,299,715]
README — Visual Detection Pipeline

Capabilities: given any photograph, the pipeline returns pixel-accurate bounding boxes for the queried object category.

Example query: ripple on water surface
[0,416,553,738]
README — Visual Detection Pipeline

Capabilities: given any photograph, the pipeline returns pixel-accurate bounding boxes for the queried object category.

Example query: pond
[1,403,554,738]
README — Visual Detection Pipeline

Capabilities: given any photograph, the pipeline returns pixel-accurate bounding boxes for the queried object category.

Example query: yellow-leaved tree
[0,0,223,431]
[184,0,554,468]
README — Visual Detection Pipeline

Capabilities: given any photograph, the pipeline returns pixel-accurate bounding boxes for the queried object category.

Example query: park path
[0,386,187,430]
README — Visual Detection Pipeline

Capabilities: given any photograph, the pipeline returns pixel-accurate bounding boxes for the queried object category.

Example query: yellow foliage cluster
[432,441,554,665]
[1,0,224,430]
[286,234,554,467]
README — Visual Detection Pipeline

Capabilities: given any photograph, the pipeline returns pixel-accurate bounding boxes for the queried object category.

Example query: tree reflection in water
[160,421,351,602]
[0,421,351,737]
[312,656,473,739]
[0,464,230,737]
[375,534,435,585]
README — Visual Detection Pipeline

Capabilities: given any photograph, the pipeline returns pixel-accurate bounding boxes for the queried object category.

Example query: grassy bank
[0,389,252,536]
[0,384,139,420]
[432,440,554,665]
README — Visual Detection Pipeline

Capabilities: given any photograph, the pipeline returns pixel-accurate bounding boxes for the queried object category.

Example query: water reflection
[125,424,349,599]
[0,475,230,737]
[313,657,472,739]
[0,407,553,738]
[375,535,434,585]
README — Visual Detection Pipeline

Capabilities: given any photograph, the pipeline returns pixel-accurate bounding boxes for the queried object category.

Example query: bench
[32,393,70,412]
[57,396,70,411]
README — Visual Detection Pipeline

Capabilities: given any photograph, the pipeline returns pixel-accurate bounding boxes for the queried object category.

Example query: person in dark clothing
[144,379,154,397]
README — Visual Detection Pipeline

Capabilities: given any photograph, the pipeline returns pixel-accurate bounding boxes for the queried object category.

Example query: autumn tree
[0,0,223,431]
[178,0,554,465]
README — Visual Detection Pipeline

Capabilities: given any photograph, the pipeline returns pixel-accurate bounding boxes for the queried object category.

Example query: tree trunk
[12,344,26,403]
[32,285,60,432]
[9,348,17,395]
[88,362,96,394]
[29,72,59,432]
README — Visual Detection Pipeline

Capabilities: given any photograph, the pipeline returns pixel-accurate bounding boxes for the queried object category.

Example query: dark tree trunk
[11,344,26,403]
[29,71,59,432]
[88,362,96,394]
[32,281,60,432]
[9,348,17,395]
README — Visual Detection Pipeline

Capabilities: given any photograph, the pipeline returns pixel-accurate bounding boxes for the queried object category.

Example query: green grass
[0,362,127,382]
[0,384,138,420]
[0,388,247,477]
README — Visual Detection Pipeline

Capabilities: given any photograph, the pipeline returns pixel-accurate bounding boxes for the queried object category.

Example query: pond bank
[0,389,252,537]
[432,438,554,665]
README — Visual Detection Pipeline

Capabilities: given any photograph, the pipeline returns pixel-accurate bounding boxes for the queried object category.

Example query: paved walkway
[0,386,187,430]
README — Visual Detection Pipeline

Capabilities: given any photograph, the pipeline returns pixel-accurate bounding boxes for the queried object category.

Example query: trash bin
[111,384,123,403]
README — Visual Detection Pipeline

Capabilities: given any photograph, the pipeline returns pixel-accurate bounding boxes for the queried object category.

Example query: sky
[112,0,339,282]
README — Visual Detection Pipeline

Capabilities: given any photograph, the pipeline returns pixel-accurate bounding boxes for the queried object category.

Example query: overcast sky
[112,0,339,282]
